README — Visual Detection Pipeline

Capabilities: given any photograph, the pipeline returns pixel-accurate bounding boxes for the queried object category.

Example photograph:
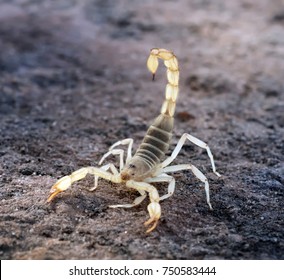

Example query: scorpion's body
[121,113,174,182]
[48,48,220,233]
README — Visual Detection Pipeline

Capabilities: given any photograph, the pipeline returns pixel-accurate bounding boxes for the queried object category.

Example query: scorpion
[47,48,220,233]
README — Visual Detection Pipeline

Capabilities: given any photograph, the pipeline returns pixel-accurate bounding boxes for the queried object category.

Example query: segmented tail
[147,48,179,117]
[132,48,179,168]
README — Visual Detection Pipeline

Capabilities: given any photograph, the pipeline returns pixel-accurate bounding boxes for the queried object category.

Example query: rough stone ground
[0,0,283,260]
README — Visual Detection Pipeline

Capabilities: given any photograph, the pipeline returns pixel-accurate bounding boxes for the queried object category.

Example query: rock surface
[0,0,283,259]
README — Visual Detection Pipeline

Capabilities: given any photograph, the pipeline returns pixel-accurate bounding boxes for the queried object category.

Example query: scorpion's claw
[47,188,62,202]
[144,202,161,233]
[144,217,159,233]
[47,175,72,202]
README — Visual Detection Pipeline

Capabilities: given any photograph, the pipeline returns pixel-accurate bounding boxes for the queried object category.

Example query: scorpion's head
[121,157,151,182]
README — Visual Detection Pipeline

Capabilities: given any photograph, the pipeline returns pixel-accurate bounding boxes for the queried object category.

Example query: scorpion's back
[134,114,174,168]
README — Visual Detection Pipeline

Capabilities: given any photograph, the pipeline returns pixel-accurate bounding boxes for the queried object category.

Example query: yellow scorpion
[47,48,220,233]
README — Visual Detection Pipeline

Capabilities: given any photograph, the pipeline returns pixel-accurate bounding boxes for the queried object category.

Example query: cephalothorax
[47,48,220,233]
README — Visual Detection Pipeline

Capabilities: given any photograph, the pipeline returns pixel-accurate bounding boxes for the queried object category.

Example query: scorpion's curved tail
[147,48,179,117]
[131,48,179,168]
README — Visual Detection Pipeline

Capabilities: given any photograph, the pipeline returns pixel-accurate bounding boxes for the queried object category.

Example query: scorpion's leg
[90,163,119,191]
[163,164,213,210]
[109,138,134,164]
[161,133,221,177]
[145,174,175,201]
[99,149,125,171]
[47,167,121,202]
[99,138,134,168]
[126,180,161,233]
[109,190,147,208]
